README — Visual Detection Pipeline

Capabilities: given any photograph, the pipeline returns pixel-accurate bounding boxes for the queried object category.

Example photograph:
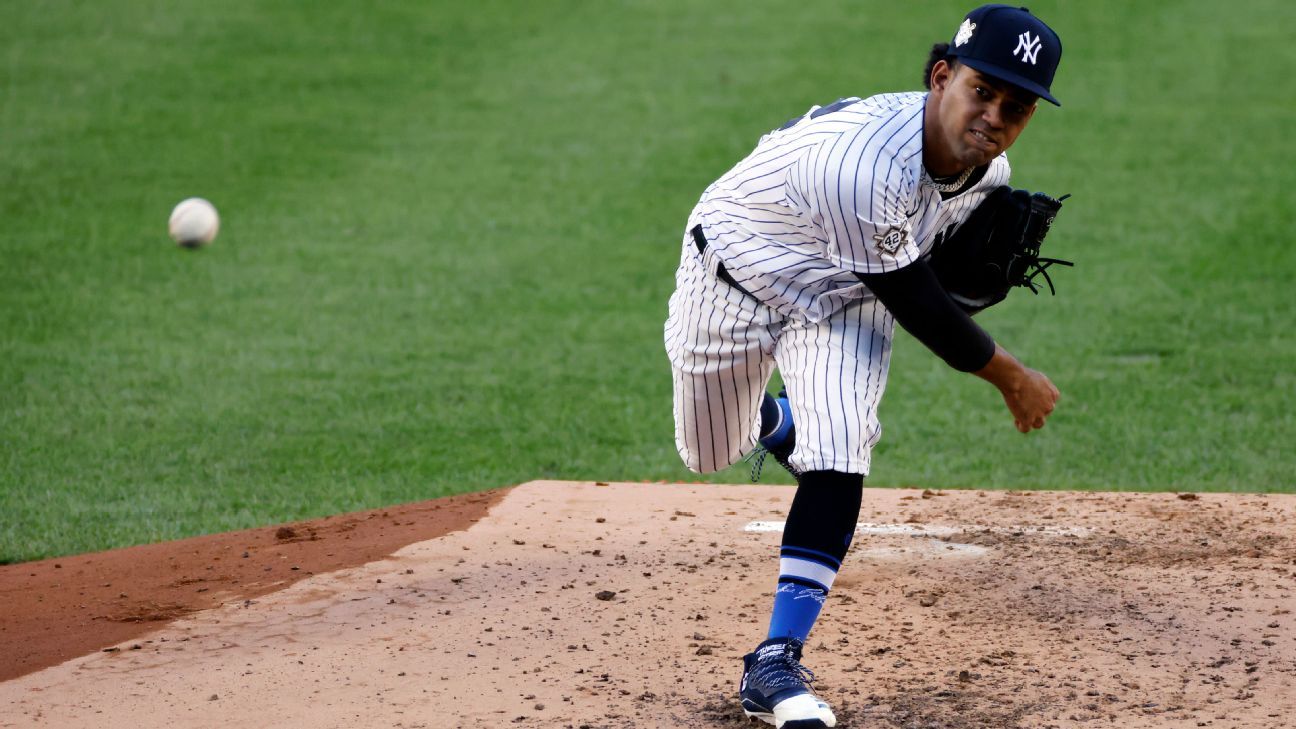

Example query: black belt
[691,225,757,301]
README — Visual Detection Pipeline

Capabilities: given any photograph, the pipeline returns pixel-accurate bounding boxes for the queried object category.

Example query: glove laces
[1021,256,1074,295]
[1017,191,1074,296]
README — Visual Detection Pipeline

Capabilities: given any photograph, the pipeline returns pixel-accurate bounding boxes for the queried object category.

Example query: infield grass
[3,0,1293,561]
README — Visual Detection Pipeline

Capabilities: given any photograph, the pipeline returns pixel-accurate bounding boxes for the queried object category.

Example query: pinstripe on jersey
[691,92,1009,323]
[666,91,1012,476]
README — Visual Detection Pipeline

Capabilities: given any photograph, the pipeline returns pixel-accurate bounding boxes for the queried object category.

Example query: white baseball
[168,197,220,248]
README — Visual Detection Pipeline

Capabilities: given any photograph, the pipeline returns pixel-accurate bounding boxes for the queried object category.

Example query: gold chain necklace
[926,166,973,193]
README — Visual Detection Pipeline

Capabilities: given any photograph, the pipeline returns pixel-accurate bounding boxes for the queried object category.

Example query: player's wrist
[974,344,1028,392]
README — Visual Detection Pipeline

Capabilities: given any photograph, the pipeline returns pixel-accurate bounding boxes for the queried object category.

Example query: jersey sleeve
[803,129,922,274]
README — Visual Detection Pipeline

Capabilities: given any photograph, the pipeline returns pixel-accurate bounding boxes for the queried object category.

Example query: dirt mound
[0,488,505,681]
[1,482,1292,728]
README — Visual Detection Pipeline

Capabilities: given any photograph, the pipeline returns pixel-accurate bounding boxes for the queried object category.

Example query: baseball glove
[928,186,1073,314]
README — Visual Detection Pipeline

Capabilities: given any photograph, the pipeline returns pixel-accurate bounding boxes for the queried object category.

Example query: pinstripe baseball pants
[665,235,895,476]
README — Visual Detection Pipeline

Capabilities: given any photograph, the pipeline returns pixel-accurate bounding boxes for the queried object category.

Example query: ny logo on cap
[1013,30,1042,64]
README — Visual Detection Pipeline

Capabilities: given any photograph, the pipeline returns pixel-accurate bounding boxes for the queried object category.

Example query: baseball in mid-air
[168,197,220,248]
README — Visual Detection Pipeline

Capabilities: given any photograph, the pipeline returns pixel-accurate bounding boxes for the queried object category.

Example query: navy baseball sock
[766,470,863,642]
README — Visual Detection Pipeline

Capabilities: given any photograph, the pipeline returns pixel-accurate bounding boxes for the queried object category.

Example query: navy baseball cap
[946,5,1062,106]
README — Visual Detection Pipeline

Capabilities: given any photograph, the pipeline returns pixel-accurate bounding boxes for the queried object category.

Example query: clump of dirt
[104,602,192,623]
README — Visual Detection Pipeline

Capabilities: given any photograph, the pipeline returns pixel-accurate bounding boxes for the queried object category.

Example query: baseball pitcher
[663,6,1068,727]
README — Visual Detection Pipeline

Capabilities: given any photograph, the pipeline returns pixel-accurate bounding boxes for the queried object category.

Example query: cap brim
[957,56,1061,106]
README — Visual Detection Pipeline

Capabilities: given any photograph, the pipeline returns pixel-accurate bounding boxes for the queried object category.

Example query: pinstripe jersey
[689,91,1010,323]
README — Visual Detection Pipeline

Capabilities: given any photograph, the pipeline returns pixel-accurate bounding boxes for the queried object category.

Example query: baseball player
[663,6,1065,727]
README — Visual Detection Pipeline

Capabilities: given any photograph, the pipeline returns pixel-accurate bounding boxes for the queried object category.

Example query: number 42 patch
[873,223,911,257]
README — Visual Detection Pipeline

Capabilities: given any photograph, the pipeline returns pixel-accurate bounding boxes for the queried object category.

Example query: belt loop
[690,224,758,302]
[690,224,708,255]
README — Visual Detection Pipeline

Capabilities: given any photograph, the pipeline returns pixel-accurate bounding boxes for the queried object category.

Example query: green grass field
[3,0,1293,562]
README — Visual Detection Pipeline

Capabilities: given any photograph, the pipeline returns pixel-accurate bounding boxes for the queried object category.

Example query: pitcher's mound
[2,481,1294,728]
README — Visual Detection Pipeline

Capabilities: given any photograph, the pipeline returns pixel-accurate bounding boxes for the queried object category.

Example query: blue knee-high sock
[767,547,840,642]
[766,470,863,643]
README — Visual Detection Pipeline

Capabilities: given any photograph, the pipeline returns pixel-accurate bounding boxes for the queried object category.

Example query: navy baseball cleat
[750,389,799,482]
[739,637,836,727]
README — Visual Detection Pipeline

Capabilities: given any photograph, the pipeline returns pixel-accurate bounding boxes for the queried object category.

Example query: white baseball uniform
[665,91,1010,475]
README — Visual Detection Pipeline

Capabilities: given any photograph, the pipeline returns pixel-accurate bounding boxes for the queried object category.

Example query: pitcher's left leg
[740,298,895,728]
